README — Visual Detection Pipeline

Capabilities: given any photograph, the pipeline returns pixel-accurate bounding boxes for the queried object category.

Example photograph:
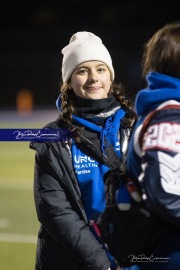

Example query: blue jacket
[127,71,180,225]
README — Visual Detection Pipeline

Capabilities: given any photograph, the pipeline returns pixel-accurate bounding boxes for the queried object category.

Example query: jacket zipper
[75,130,108,159]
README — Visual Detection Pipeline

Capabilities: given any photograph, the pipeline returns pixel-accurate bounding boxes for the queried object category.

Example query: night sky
[1,1,179,109]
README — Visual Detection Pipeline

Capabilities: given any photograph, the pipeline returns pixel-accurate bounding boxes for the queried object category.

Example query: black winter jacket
[30,120,111,270]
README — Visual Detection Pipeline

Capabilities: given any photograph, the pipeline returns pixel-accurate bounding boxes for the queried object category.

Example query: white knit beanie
[61,31,114,83]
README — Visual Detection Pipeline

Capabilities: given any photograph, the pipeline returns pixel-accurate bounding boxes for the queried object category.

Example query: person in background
[127,21,180,270]
[30,31,136,270]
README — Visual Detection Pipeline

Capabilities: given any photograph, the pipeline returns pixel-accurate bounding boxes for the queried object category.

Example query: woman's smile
[84,85,102,91]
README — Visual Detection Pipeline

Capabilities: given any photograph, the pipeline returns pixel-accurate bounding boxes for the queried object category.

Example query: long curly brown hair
[58,81,137,129]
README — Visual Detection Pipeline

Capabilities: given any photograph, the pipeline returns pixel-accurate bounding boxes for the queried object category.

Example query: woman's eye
[98,68,105,72]
[78,69,87,74]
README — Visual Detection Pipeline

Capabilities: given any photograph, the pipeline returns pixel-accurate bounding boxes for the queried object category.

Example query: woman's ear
[67,79,71,89]
[65,82,71,89]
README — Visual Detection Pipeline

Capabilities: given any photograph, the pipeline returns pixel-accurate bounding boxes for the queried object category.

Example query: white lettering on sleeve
[143,123,180,152]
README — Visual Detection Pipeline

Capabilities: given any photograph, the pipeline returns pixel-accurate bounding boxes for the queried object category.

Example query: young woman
[127,22,180,270]
[30,31,136,270]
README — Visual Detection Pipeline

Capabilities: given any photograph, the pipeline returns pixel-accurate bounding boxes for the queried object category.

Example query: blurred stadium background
[0,110,58,270]
[0,0,179,269]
